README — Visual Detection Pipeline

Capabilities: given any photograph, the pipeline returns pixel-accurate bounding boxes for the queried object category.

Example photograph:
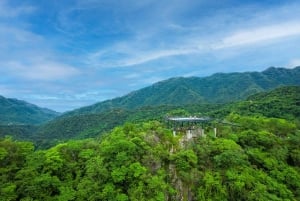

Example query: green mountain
[210,86,300,120]
[65,66,300,116]
[0,125,38,141]
[34,86,300,148]
[34,103,222,148]
[237,85,300,119]
[2,67,299,148]
[0,95,60,125]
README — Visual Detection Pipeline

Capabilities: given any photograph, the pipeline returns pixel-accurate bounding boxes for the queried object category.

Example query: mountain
[0,95,60,125]
[210,86,300,119]
[64,66,300,116]
[0,124,38,141]
[33,106,178,148]
[243,85,300,118]
[35,86,300,148]
[2,67,299,148]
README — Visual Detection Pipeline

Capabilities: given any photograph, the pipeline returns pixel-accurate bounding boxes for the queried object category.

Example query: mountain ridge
[63,66,300,117]
[0,95,60,125]
[32,85,300,148]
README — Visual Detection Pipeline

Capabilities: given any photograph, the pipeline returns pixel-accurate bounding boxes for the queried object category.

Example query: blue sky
[1,0,300,112]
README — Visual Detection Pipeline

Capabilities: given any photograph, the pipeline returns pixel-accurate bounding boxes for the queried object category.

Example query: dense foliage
[1,115,299,200]
[210,86,300,120]
[244,86,300,119]
[0,125,37,141]
[0,96,59,125]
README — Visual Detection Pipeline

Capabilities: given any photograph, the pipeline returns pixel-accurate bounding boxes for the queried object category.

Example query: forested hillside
[28,86,299,148]
[33,104,222,148]
[0,125,37,141]
[0,96,60,125]
[210,86,300,119]
[1,67,299,148]
[1,116,299,200]
[1,84,300,200]
[2,86,298,148]
[64,67,300,116]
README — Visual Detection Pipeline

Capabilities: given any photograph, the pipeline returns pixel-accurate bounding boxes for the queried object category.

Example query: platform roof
[167,117,211,122]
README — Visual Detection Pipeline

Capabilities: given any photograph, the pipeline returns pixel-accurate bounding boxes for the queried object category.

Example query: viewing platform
[166,116,215,141]
[166,117,211,122]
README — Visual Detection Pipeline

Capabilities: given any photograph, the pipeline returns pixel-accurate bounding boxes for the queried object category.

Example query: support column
[186,129,192,140]
[173,130,176,137]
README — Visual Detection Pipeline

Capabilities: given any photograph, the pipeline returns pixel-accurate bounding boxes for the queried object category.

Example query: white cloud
[0,85,13,96]
[5,60,80,81]
[120,48,197,67]
[124,73,141,79]
[86,14,300,68]
[0,9,80,82]
[0,1,36,18]
[25,95,60,100]
[287,59,300,68]
[87,46,199,68]
[214,22,300,49]
[92,19,300,68]
[142,76,165,85]
[183,71,203,77]
[0,26,43,44]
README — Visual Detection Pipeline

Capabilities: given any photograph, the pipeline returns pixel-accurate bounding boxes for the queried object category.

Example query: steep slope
[0,95,60,125]
[65,66,300,116]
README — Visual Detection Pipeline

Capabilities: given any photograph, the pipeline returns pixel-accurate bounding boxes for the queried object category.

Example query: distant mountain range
[32,85,300,148]
[64,66,300,117]
[1,66,300,148]
[0,96,60,125]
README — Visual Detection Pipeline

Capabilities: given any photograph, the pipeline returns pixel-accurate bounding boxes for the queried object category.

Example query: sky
[0,0,300,112]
